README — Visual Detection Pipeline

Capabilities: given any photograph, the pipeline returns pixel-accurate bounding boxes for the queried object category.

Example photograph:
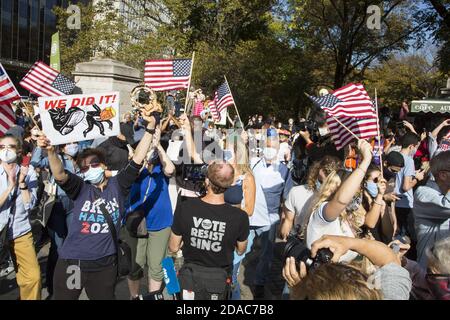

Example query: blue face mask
[83,166,105,184]
[365,181,378,198]
[64,144,79,158]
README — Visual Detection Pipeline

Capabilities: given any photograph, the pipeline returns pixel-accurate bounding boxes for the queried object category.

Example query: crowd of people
[0,97,449,300]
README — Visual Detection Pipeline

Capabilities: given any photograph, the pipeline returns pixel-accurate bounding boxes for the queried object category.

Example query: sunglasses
[80,162,101,173]
[0,144,17,150]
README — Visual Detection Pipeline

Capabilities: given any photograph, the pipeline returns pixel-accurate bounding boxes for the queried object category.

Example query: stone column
[72,58,142,115]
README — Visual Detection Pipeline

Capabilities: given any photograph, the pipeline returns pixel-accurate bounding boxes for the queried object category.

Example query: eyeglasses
[80,162,101,173]
[0,144,17,150]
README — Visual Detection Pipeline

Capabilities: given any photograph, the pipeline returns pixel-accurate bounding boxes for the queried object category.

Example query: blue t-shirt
[126,164,173,231]
[394,153,416,208]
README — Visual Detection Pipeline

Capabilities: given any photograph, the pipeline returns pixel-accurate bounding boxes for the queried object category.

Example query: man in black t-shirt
[169,162,249,300]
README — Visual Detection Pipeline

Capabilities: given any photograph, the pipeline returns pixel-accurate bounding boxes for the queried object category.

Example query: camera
[182,164,208,182]
[283,235,333,271]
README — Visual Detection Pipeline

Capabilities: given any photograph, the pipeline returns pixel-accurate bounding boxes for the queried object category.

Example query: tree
[286,0,430,88]
[365,54,445,108]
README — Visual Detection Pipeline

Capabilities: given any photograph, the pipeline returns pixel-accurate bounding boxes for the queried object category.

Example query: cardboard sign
[38,92,120,145]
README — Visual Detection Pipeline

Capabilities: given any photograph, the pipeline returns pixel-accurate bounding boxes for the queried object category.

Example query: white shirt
[284,185,315,229]
[306,202,358,262]
[278,142,291,162]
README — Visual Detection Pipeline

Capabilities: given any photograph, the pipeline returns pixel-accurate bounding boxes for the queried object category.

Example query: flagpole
[184,51,195,115]
[374,88,384,178]
[331,116,361,141]
[224,75,243,127]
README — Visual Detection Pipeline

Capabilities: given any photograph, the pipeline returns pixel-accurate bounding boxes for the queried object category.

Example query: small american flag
[144,59,192,91]
[0,63,20,135]
[309,83,376,118]
[19,61,75,97]
[326,116,378,150]
[207,81,235,122]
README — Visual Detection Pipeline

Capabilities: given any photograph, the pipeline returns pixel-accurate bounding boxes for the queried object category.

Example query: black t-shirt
[171,198,249,268]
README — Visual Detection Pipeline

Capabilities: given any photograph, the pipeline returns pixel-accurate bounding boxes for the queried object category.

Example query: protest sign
[38,92,120,145]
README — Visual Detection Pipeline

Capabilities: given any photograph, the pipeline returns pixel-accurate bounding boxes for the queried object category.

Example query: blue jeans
[231,231,256,300]
[253,223,278,286]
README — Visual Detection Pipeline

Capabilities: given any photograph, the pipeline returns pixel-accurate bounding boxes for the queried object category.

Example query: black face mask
[383,167,396,181]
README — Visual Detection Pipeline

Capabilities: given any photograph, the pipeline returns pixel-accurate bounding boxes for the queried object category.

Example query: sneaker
[253,285,265,300]
[48,107,84,135]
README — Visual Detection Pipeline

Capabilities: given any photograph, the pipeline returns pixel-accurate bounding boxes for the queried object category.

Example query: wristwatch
[19,184,28,190]
[146,128,156,134]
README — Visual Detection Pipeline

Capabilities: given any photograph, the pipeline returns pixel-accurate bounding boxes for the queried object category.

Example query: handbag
[29,179,57,227]
[97,199,132,277]
[178,263,231,300]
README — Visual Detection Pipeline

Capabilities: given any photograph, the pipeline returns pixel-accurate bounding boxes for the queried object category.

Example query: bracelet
[146,128,156,134]
[355,167,366,174]
[19,186,28,190]
[373,200,383,206]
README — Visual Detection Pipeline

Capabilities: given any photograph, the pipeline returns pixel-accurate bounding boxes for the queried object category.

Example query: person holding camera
[168,161,249,300]
[37,114,157,300]
[124,128,176,300]
[283,235,411,300]
[302,140,373,263]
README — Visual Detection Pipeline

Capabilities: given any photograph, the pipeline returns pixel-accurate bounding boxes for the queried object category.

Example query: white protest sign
[38,92,120,145]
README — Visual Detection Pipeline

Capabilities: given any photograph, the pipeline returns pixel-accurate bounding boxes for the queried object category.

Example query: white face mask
[263,147,278,160]
[318,126,329,136]
[0,149,17,164]
[255,133,262,140]
[288,120,294,125]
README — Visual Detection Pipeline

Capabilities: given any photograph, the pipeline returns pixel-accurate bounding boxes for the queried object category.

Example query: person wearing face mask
[249,131,293,299]
[393,132,425,259]
[413,150,450,268]
[361,166,392,243]
[36,114,157,300]
[0,135,40,299]
[30,140,80,297]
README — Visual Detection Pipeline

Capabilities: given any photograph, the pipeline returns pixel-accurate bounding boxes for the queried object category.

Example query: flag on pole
[308,83,376,118]
[19,61,75,97]
[326,116,378,150]
[0,63,20,135]
[144,59,192,91]
[50,32,61,71]
[0,63,21,106]
[207,81,235,122]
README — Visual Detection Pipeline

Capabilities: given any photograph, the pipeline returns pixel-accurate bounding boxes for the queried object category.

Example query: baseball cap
[385,151,404,167]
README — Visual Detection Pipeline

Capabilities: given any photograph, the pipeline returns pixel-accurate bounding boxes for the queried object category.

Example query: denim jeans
[253,223,278,286]
[231,231,256,300]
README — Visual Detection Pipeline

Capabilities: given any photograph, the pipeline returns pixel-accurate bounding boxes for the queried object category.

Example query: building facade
[0,0,88,94]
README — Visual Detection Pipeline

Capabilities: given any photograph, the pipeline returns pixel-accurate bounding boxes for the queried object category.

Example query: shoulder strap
[8,171,20,219]
[251,158,263,171]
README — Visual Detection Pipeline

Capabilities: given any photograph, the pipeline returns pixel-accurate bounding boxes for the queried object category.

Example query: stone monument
[441,77,450,97]
[72,58,142,115]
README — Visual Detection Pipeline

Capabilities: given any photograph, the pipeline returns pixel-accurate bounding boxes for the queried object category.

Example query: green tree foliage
[365,54,445,109]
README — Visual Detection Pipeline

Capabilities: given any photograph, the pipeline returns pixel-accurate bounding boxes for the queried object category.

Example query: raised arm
[157,144,175,177]
[311,235,400,266]
[323,140,372,221]
[132,115,156,165]
[364,179,387,228]
[431,119,450,139]
[179,113,203,164]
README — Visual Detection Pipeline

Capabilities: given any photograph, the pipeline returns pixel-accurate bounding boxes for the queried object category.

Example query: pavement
[0,233,287,300]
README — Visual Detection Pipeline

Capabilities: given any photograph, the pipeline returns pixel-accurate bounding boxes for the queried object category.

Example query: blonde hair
[226,135,253,177]
[301,169,366,241]
[306,156,341,191]
[290,263,382,300]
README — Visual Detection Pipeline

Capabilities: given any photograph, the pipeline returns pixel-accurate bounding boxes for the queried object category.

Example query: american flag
[326,116,378,150]
[144,59,192,91]
[308,83,376,118]
[0,63,20,135]
[207,81,235,121]
[19,61,75,97]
